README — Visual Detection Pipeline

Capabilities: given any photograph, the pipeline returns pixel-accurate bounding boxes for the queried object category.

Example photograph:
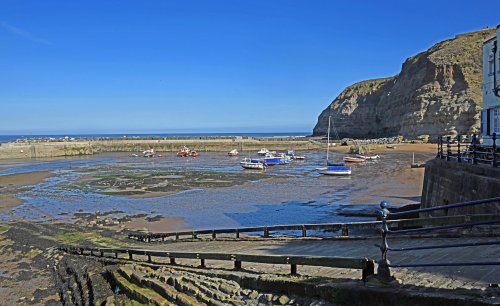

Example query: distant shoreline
[0,132,310,144]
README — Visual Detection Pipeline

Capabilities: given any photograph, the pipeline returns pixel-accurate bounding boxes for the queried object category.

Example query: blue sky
[1,1,498,134]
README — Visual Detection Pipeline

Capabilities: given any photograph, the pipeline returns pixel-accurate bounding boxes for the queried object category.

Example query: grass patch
[0,224,10,234]
[52,230,123,247]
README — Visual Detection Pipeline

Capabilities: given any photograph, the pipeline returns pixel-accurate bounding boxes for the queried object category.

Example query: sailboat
[317,116,351,176]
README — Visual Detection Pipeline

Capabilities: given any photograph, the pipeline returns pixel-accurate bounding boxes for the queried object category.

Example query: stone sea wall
[420,158,500,216]
[0,138,321,160]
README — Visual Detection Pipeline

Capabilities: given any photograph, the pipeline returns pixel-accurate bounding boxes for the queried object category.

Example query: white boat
[317,116,351,176]
[318,165,352,176]
[356,154,379,160]
[240,158,266,170]
[257,148,270,156]
[228,149,239,156]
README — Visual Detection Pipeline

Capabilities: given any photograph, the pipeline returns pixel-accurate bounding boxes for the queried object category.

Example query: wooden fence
[59,246,375,281]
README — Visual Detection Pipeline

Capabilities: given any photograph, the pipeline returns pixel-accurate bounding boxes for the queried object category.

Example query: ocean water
[0,132,310,144]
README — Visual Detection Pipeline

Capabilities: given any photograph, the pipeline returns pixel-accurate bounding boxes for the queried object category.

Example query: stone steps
[110,264,323,305]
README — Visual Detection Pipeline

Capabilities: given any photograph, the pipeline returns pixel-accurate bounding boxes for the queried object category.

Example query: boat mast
[326,115,331,165]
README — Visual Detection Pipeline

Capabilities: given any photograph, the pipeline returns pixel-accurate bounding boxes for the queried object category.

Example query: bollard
[377,201,391,280]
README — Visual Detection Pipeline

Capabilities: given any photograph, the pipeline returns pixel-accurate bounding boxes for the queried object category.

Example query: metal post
[472,134,477,164]
[493,133,497,167]
[446,136,451,161]
[377,201,392,280]
[264,227,269,238]
[437,137,441,158]
[457,135,461,162]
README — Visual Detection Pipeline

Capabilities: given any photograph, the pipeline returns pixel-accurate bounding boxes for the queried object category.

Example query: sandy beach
[0,171,55,213]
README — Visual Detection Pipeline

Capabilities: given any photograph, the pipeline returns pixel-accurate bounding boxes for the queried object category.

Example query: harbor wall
[420,158,500,216]
[0,138,322,160]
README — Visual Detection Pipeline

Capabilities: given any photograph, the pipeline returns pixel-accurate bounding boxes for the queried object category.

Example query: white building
[482,25,500,145]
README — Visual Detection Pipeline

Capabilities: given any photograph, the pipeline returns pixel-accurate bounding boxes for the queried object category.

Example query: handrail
[128,213,500,242]
[377,197,500,280]
[390,196,500,217]
[59,245,375,281]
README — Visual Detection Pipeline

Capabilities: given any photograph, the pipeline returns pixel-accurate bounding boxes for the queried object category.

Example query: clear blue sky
[1,1,498,134]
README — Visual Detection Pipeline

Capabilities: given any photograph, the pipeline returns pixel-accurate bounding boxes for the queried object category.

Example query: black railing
[437,133,499,167]
[377,197,500,279]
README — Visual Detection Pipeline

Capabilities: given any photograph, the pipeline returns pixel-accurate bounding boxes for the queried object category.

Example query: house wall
[481,25,500,145]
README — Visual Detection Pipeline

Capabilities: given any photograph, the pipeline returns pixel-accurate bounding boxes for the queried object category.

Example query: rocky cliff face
[313,28,495,141]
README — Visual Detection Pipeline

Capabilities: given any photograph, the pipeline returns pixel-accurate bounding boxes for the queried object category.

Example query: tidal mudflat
[0,146,435,232]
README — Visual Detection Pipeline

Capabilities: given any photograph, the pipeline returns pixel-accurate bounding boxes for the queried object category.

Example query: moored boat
[240,158,266,170]
[355,154,379,160]
[228,149,239,156]
[190,151,199,157]
[318,165,352,176]
[343,156,365,163]
[257,148,270,156]
[177,146,191,157]
[143,148,156,158]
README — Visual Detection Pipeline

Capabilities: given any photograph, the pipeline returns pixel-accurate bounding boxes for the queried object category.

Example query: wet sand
[0,171,55,212]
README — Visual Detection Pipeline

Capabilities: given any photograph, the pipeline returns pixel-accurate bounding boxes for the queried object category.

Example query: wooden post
[175,233,179,240]
[234,260,242,270]
[341,224,349,236]
[170,258,176,265]
[200,259,206,268]
[100,251,104,257]
[115,252,118,259]
[457,135,461,162]
[147,237,151,243]
[148,255,152,262]
[192,232,197,239]
[440,136,444,159]
[301,226,307,237]
[437,137,441,158]
[128,251,133,260]
[290,264,297,275]
[212,231,216,239]
[264,227,269,238]
[161,236,165,242]
[362,260,375,281]
[472,134,477,164]
[236,230,240,239]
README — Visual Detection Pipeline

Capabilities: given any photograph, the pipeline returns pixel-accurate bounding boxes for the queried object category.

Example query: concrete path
[138,236,499,290]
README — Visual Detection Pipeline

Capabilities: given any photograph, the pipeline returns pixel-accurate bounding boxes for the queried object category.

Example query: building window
[494,108,500,134]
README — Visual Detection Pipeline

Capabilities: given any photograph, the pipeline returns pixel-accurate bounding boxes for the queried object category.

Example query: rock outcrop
[313,28,496,141]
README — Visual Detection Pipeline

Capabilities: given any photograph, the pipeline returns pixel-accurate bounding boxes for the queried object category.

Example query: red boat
[177,146,191,157]
[343,156,366,163]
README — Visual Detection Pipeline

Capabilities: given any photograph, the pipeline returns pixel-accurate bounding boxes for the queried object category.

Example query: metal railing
[128,214,500,242]
[377,196,500,279]
[437,133,499,167]
[59,245,375,281]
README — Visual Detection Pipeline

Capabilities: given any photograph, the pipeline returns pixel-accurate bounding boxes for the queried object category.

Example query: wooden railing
[127,214,500,242]
[59,245,375,281]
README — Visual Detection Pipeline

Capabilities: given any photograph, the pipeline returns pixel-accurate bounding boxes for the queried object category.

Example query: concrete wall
[421,158,500,216]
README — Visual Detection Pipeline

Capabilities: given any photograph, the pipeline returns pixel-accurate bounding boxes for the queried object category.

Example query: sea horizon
[0,132,311,143]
